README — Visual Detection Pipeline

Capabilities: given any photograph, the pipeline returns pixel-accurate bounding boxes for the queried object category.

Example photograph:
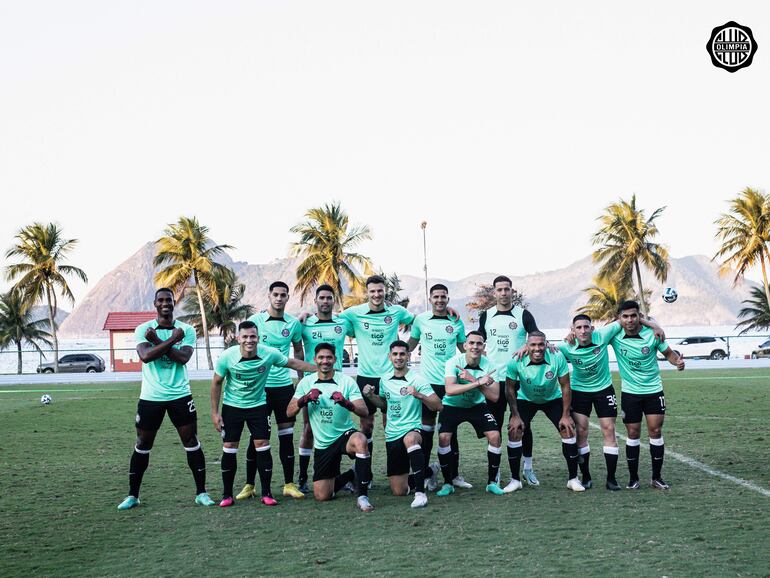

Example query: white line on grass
[588,422,770,498]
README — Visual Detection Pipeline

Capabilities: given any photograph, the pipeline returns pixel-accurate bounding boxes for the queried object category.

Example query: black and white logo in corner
[707,21,757,72]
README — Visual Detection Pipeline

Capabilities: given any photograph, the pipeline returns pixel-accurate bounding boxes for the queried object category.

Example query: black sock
[354,453,371,497]
[278,432,295,485]
[221,450,237,498]
[626,440,640,481]
[334,469,355,493]
[128,448,150,498]
[421,427,435,471]
[366,438,374,480]
[579,447,591,481]
[298,448,311,486]
[604,446,619,481]
[407,445,425,493]
[507,442,522,480]
[450,436,460,480]
[256,446,273,497]
[245,438,257,485]
[650,439,665,479]
[185,445,207,494]
[562,439,579,480]
[487,446,501,484]
[438,447,453,484]
[522,426,533,461]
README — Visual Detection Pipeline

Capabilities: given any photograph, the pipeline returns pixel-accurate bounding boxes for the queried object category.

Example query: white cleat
[452,475,473,489]
[411,492,428,508]
[426,462,440,492]
[356,495,374,512]
[503,479,523,493]
[567,477,586,492]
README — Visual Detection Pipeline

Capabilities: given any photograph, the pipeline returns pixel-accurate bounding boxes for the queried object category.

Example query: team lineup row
[117,275,684,512]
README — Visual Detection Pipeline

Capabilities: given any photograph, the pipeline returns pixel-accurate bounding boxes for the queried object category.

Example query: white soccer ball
[40,394,52,405]
[662,287,678,303]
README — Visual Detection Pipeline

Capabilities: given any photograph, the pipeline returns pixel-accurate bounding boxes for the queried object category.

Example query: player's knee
[487,430,501,446]
[648,426,662,438]
[392,485,408,496]
[223,441,239,450]
[404,431,421,447]
[252,439,269,449]
[314,489,333,501]
[350,432,368,453]
[438,433,452,447]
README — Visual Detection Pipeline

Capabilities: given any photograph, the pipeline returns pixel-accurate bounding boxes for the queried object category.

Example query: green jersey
[558,322,623,392]
[215,344,288,409]
[248,310,302,388]
[134,319,197,402]
[443,352,496,408]
[340,303,414,378]
[293,372,362,450]
[610,326,668,394]
[410,311,466,385]
[301,315,352,371]
[478,306,530,378]
[379,371,435,442]
[507,351,569,404]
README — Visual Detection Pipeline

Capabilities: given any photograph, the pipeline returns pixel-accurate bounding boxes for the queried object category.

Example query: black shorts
[571,386,618,419]
[517,398,563,430]
[421,384,446,421]
[136,394,197,431]
[438,404,498,438]
[265,385,295,424]
[621,391,666,424]
[221,404,271,443]
[385,429,422,476]
[486,381,510,432]
[357,376,381,416]
[313,429,357,481]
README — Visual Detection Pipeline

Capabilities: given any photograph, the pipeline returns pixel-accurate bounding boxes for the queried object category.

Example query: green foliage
[0,290,53,374]
[735,286,770,335]
[578,275,651,323]
[466,283,527,323]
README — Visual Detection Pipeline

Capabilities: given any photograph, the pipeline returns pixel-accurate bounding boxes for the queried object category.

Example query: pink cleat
[261,495,278,506]
[219,497,234,508]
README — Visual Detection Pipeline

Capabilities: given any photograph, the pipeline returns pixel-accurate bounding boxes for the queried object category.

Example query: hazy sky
[2,1,769,305]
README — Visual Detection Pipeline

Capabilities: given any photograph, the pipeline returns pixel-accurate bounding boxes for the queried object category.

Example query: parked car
[37,353,106,374]
[751,339,770,359]
[667,337,728,360]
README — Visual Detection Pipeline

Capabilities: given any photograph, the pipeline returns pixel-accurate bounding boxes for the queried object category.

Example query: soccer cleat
[411,492,428,508]
[436,483,455,497]
[341,481,355,494]
[426,462,440,492]
[626,479,641,490]
[117,496,140,510]
[452,475,473,489]
[219,496,234,508]
[356,496,374,512]
[195,492,216,506]
[297,481,311,494]
[503,479,523,493]
[606,479,622,491]
[523,468,540,486]
[582,479,593,490]
[235,484,257,500]
[485,482,505,495]
[567,478,586,492]
[261,495,279,506]
[283,483,305,499]
[651,478,671,490]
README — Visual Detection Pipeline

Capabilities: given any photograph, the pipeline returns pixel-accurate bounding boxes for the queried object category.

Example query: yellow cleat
[235,484,257,500]
[283,482,305,499]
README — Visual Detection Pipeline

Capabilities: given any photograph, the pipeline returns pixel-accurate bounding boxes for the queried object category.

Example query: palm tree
[5,222,87,373]
[154,216,233,369]
[0,290,53,374]
[713,187,770,308]
[735,287,770,335]
[577,275,650,323]
[383,272,409,308]
[290,202,373,307]
[466,283,527,323]
[592,194,669,316]
[179,267,254,348]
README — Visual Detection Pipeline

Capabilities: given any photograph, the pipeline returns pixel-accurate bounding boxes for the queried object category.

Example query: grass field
[1,368,770,577]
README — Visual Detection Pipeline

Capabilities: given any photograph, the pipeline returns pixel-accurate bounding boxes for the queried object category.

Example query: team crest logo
[384,316,393,325]
[545,371,554,379]
[281,329,290,337]
[334,325,343,334]
[593,347,601,355]
[445,325,454,334]
[257,366,266,374]
[509,321,518,330]
[399,387,408,395]
[707,22,757,72]
[641,346,651,355]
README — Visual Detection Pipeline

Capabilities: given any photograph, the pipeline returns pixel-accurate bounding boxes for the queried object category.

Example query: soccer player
[286,343,374,512]
[477,275,542,485]
[505,331,584,492]
[408,283,466,490]
[362,340,442,508]
[210,321,317,507]
[117,288,214,510]
[436,331,505,497]
[297,284,354,492]
[238,281,306,501]
[609,301,684,490]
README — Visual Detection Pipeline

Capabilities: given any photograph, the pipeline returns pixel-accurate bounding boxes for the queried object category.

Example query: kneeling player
[436,331,505,497]
[506,331,584,492]
[287,343,374,512]
[363,340,442,508]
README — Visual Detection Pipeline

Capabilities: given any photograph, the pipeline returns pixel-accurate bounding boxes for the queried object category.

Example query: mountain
[59,245,756,337]
[29,306,69,327]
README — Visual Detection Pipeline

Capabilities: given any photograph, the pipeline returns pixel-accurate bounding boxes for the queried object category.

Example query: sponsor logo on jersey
[509,321,518,330]
[545,371,554,379]
[334,325,343,334]
[384,316,393,325]
[641,346,651,355]
[281,329,290,337]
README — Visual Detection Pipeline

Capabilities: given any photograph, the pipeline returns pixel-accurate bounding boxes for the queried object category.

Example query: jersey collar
[491,308,513,317]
